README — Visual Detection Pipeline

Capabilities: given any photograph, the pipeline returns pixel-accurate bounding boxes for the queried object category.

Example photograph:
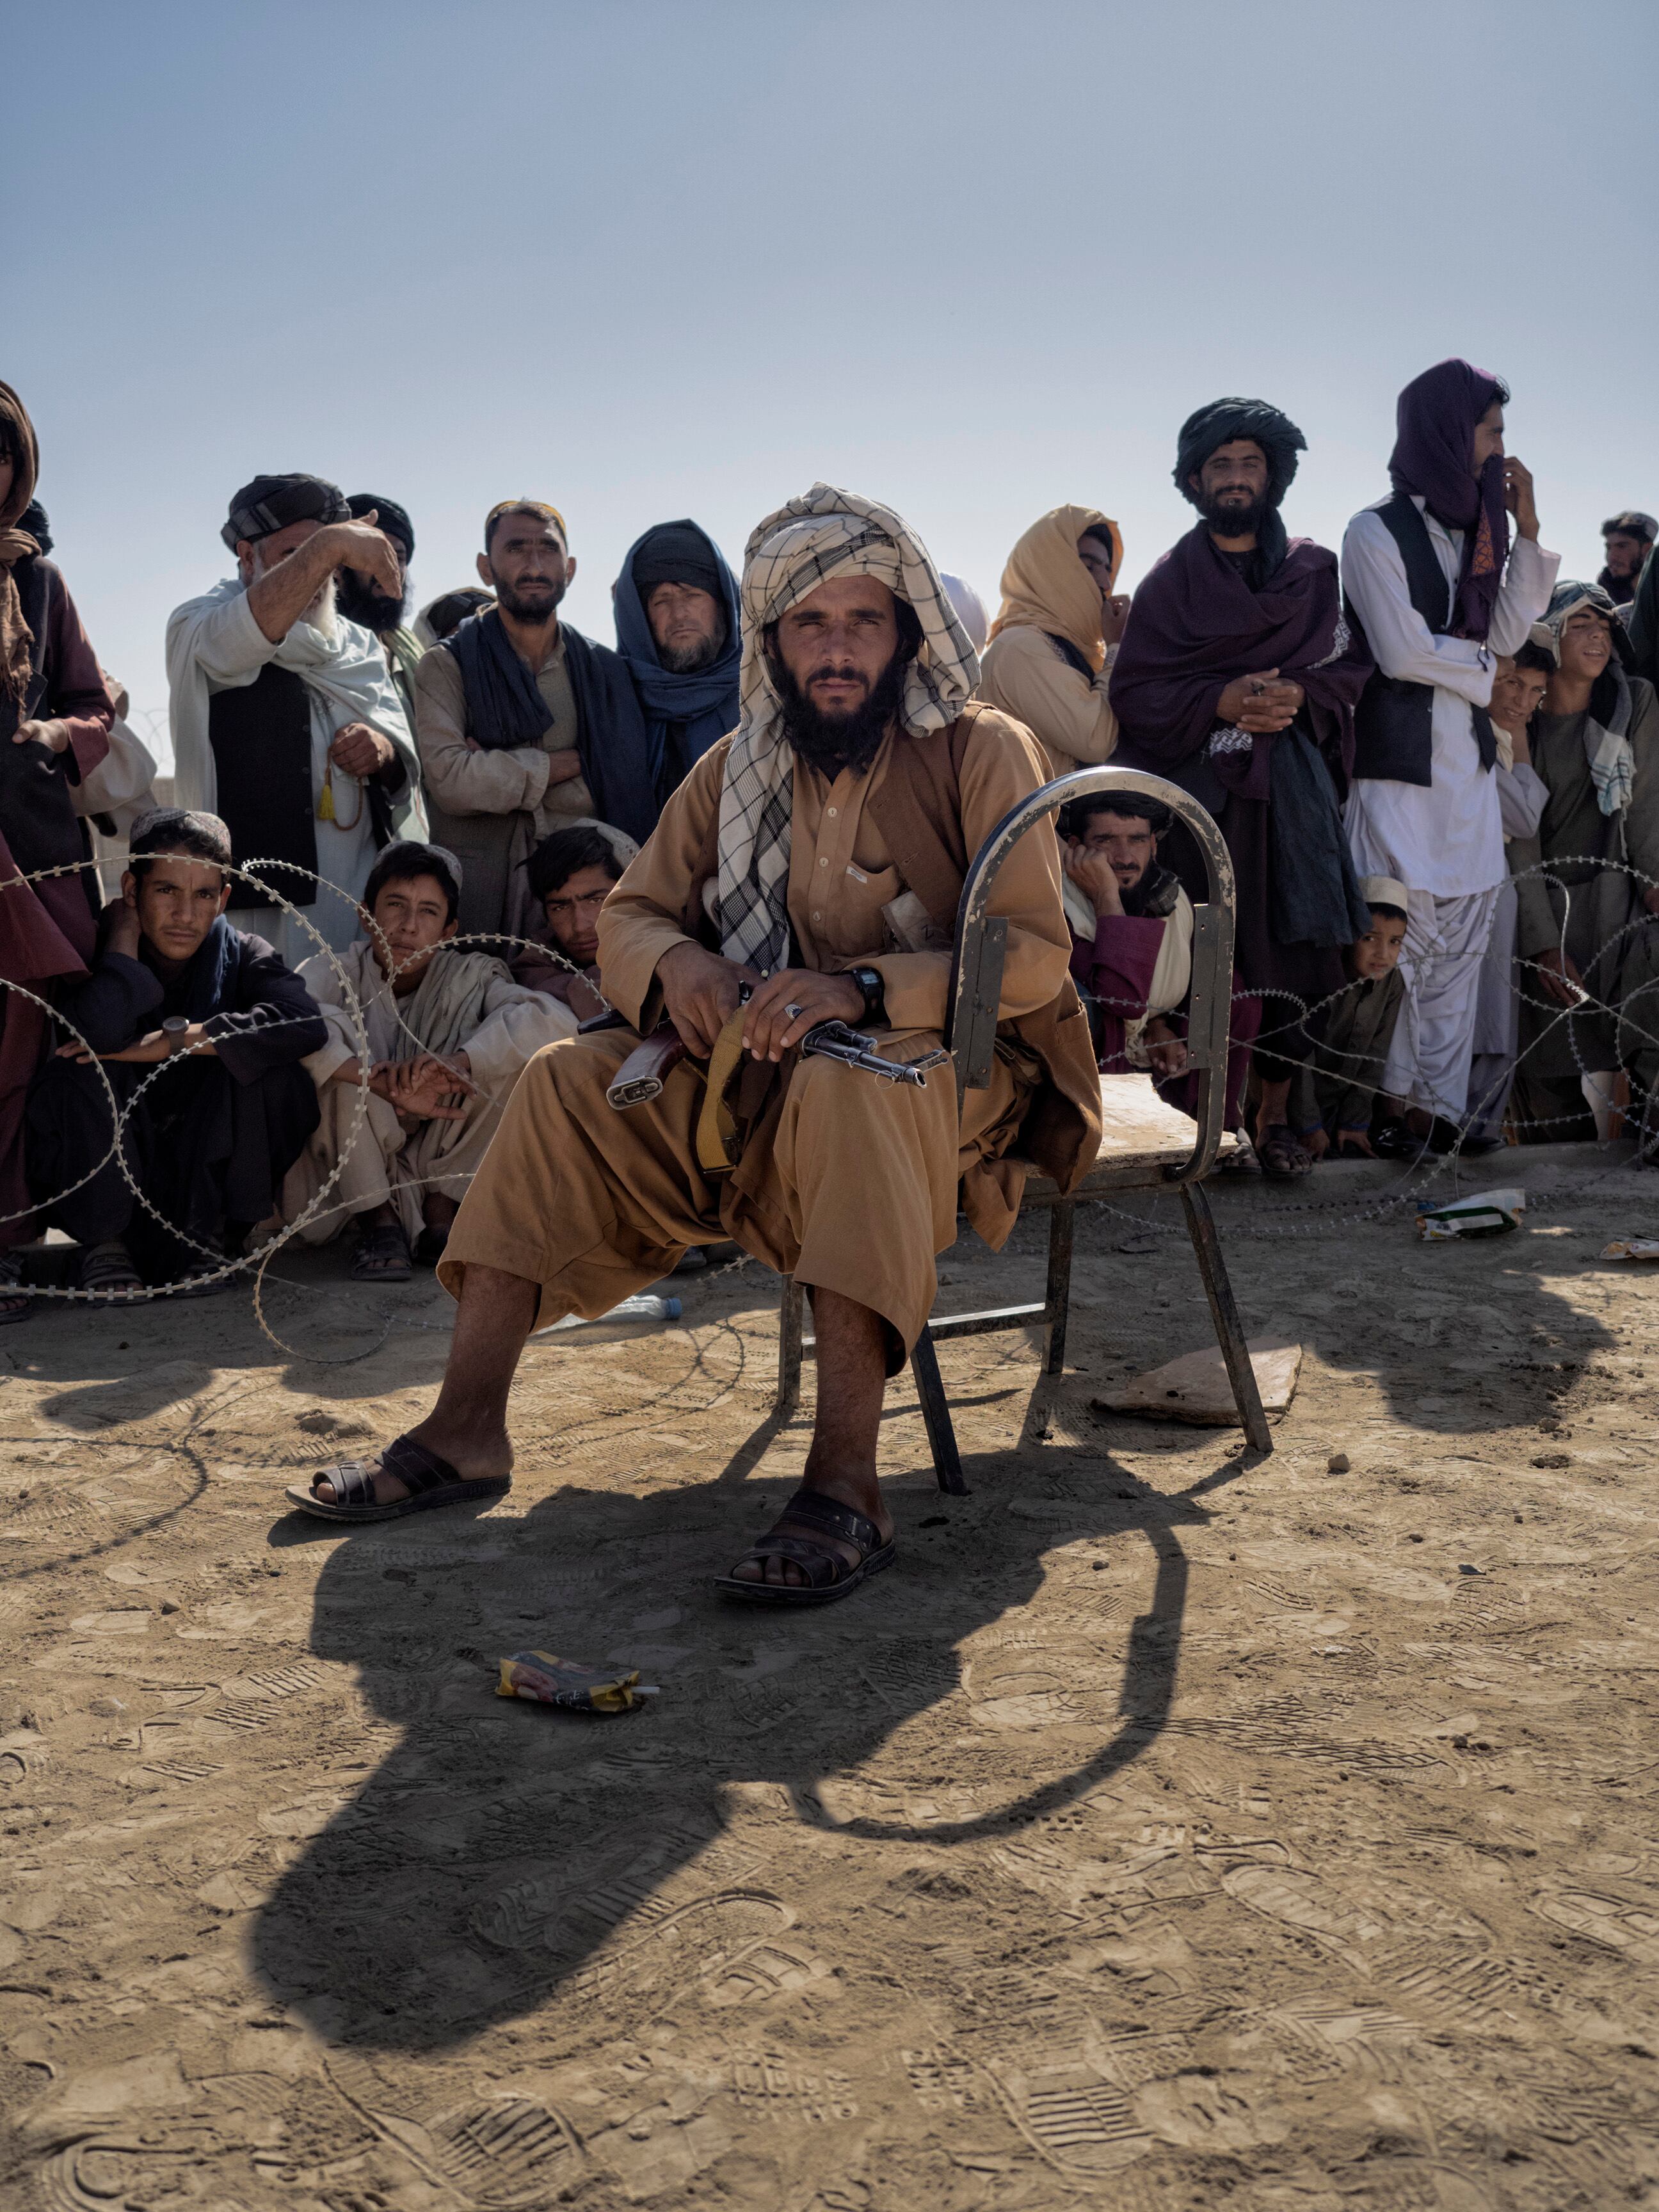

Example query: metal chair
[774,765,1271,1486]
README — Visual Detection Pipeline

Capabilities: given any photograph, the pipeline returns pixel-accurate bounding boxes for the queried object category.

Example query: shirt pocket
[821,860,902,959]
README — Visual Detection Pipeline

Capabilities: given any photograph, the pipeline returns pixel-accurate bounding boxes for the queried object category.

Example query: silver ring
[784,1003,805,1020]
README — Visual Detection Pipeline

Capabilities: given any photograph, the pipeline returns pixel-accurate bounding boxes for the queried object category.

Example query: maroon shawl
[1107,525,1373,1014]
[1109,525,1372,797]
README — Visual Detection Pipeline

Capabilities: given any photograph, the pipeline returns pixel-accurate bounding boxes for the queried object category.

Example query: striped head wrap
[716,483,977,977]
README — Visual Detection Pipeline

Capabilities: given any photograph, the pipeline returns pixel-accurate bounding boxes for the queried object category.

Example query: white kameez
[166,579,426,965]
[1343,501,1558,1119]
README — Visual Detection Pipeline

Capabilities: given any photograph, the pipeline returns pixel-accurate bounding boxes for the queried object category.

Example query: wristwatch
[162,1016,191,1057]
[844,965,887,1027]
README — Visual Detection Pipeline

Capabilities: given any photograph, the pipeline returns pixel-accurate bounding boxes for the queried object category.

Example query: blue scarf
[443,608,658,846]
[445,605,554,752]
[157,913,240,1020]
[613,522,741,799]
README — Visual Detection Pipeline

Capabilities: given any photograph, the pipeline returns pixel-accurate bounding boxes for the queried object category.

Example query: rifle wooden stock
[606,1023,688,1110]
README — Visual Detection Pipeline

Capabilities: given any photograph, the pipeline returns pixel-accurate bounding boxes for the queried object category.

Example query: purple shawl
[1388,358,1509,641]
[1109,525,1374,803]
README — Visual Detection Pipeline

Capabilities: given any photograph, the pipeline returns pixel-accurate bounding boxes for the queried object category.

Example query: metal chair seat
[773,766,1270,1490]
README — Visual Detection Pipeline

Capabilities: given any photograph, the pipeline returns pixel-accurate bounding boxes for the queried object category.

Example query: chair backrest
[943,765,1237,1186]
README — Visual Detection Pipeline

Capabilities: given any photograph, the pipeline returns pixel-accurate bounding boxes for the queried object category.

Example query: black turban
[1174,399,1306,509]
[347,492,415,559]
[221,472,348,552]
[629,518,726,601]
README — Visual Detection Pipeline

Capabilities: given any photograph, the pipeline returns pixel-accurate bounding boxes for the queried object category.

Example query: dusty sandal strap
[377,1434,463,1497]
[316,1461,381,1509]
[738,1530,849,1591]
[717,1486,895,1605]
[289,1431,508,1523]
[772,1486,886,1556]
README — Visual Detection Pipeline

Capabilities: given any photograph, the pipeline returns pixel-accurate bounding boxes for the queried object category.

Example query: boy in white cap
[1289,877,1409,1160]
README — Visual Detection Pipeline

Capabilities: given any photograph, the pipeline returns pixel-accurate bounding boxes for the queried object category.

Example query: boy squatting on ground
[280,840,582,1281]
[26,808,325,1297]
[1287,879,1409,1159]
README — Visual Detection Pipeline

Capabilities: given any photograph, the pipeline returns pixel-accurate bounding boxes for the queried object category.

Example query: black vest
[1349,492,1496,787]
[207,666,317,908]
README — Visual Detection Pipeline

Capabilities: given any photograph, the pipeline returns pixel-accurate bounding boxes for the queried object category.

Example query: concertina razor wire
[3,844,1657,1345]
[3,848,629,1363]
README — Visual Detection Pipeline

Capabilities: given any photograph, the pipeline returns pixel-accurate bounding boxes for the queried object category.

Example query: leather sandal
[79,1240,145,1301]
[1256,1124,1314,1180]
[0,1252,32,1325]
[351,1222,412,1281]
[285,1432,511,1523]
[716,1487,896,1608]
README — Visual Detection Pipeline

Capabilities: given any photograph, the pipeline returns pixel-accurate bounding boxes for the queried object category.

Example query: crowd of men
[1,360,1656,1352]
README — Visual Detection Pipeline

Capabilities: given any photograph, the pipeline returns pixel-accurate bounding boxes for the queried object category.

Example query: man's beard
[1200,487,1270,540]
[496,574,566,622]
[336,568,410,634]
[773,644,910,778]
[659,623,724,674]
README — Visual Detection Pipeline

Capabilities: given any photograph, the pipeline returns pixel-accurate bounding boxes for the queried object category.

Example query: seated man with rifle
[287,486,1102,1608]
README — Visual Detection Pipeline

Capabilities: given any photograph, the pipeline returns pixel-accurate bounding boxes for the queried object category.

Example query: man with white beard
[167,474,426,961]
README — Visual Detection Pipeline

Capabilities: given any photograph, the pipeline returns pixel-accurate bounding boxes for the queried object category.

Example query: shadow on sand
[252,1416,1236,2053]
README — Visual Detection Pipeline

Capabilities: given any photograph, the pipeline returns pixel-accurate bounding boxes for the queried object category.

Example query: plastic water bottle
[536,1294,682,1336]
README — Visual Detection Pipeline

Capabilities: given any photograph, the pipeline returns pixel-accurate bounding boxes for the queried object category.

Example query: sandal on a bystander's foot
[1215,1137,1261,1176]
[79,1240,145,1301]
[351,1222,412,1281]
[0,1252,33,1325]
[1256,1125,1314,1180]
[285,1432,512,1523]
[716,1487,895,1608]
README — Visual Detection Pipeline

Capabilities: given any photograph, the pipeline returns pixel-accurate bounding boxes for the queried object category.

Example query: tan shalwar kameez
[413,639,595,943]
[978,503,1121,777]
[978,624,1119,778]
[437,708,1075,1354]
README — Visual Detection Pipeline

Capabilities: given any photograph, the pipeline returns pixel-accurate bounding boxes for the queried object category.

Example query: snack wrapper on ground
[495,1651,659,1713]
[1415,1188,1525,1240]
[1603,1238,1659,1261]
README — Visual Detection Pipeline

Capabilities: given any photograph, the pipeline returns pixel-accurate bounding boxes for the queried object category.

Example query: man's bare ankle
[407,1415,511,1470]
[799,1461,887,1525]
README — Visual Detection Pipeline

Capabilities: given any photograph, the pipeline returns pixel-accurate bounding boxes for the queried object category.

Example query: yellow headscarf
[988,504,1121,673]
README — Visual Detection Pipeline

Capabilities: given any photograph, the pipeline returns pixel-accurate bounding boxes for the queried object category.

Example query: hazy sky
[13,0,1657,769]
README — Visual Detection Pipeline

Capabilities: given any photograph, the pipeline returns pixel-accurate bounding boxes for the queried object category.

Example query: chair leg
[910,1325,968,1495]
[1179,1181,1272,1454]
[776,1274,805,1420]
[1044,1200,1075,1375]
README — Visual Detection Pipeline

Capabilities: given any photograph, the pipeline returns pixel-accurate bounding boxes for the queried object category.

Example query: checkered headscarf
[716,483,979,976]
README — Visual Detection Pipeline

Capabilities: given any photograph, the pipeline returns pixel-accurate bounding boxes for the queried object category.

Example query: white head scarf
[716,483,979,975]
[1529,579,1636,817]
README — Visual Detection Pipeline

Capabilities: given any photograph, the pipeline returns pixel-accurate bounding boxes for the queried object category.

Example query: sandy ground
[2,1140,1658,2211]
